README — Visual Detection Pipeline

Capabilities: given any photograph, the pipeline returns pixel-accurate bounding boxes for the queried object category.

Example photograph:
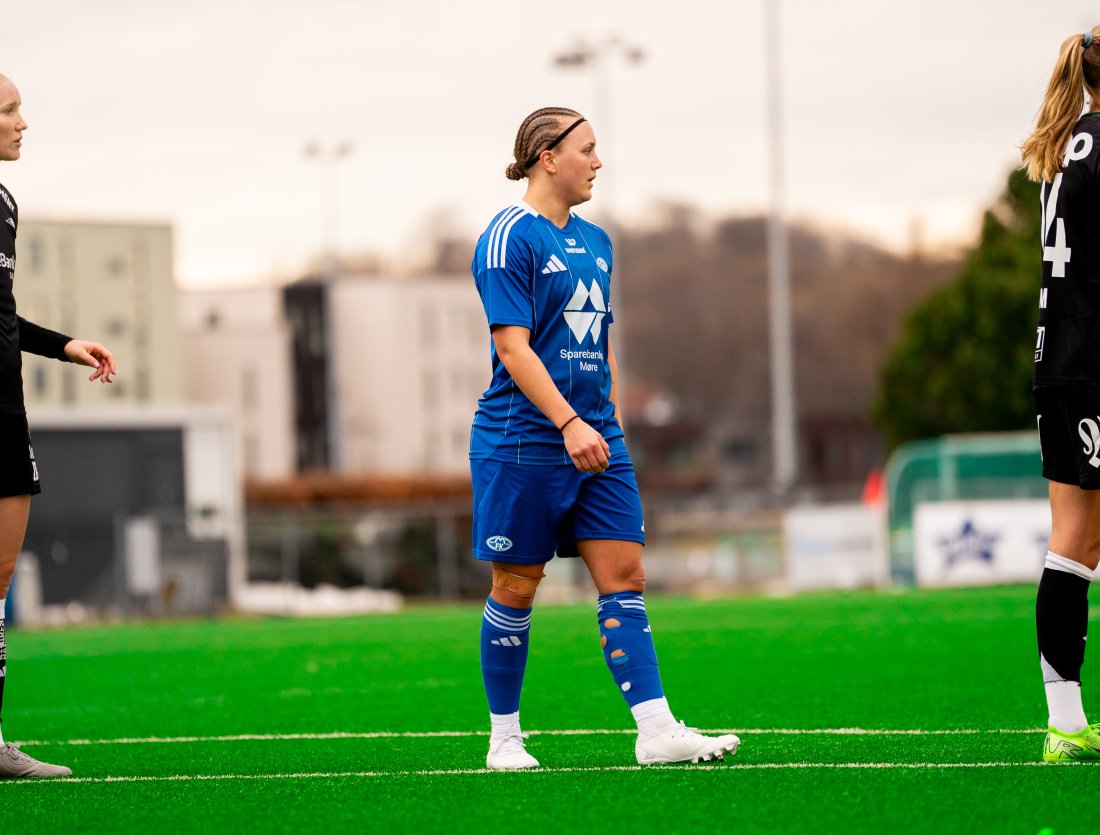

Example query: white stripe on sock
[483,608,530,634]
[482,605,531,627]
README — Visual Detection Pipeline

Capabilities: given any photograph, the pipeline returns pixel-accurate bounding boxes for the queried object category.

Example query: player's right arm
[492,324,609,473]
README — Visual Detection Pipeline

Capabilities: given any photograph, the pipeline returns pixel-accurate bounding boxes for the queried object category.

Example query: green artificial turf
[0,585,1094,834]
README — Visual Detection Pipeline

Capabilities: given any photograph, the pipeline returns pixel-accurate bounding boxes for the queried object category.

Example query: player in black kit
[0,73,117,778]
[1022,26,1100,763]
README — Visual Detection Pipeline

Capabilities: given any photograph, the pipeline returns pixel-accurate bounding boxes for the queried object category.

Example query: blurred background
[1,0,1092,622]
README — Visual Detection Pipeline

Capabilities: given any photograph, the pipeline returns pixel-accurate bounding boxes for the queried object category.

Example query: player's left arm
[608,335,622,429]
[63,339,117,383]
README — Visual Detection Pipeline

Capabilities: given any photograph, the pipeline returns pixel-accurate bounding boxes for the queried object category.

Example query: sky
[1,0,1097,288]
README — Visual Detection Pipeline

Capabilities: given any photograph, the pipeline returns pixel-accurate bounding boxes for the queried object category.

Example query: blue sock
[598,591,665,707]
[480,597,532,715]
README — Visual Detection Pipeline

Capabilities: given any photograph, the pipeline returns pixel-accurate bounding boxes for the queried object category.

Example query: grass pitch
[0,585,1094,834]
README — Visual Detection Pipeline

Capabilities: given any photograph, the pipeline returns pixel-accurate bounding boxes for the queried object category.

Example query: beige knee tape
[492,568,545,597]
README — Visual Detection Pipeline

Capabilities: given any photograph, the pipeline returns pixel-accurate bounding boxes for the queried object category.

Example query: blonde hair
[1022,27,1100,182]
[505,107,583,181]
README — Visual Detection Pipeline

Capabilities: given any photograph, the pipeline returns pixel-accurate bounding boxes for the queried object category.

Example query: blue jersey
[470,201,623,463]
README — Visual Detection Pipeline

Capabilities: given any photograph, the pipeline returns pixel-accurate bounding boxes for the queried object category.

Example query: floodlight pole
[552,34,645,387]
[305,140,354,472]
[552,36,643,217]
[764,0,798,495]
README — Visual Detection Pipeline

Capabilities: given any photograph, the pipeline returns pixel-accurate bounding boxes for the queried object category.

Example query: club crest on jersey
[563,279,607,344]
[486,535,513,553]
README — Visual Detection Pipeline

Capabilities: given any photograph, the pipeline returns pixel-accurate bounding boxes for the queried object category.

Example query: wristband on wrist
[558,414,580,432]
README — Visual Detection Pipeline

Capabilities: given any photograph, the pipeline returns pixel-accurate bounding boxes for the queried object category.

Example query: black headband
[522,117,587,171]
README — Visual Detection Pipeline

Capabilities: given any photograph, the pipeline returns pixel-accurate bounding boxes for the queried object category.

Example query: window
[105,255,128,278]
[242,365,259,411]
[27,238,43,272]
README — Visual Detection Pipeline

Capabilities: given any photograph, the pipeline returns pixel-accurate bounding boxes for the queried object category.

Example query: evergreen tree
[874,168,1041,450]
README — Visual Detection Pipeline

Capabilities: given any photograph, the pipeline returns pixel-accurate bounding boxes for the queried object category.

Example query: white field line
[0,761,1086,787]
[13,727,1043,747]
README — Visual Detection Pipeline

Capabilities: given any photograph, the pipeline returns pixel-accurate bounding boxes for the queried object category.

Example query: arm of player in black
[19,316,117,382]
[17,316,70,360]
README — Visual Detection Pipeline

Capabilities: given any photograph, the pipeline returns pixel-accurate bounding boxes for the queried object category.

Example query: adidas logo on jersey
[4,218,13,228]
[491,636,523,647]
[542,254,567,274]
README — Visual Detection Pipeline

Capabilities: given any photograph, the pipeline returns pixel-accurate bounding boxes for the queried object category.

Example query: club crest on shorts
[485,535,514,553]
[1079,418,1100,468]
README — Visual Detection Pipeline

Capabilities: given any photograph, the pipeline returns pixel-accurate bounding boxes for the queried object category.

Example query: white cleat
[635,721,741,765]
[0,743,72,778]
[486,731,540,770]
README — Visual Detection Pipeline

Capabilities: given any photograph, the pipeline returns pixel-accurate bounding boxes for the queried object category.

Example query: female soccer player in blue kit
[469,107,740,769]
[1022,27,1100,763]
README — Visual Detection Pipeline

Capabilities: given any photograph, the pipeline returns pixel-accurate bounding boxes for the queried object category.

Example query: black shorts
[1035,386,1100,489]
[0,412,41,497]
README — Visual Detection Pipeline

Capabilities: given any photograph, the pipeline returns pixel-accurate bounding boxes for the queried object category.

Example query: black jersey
[0,181,72,415]
[1034,113,1100,386]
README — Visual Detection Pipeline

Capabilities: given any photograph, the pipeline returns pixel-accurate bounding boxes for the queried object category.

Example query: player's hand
[562,418,611,473]
[63,339,117,383]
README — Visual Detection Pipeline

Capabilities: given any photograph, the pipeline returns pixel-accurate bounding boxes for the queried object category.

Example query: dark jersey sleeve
[18,317,71,361]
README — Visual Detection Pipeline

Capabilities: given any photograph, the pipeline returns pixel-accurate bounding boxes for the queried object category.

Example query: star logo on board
[937,519,998,569]
[563,279,606,344]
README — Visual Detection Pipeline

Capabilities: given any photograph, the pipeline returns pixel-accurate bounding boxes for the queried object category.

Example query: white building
[178,286,296,480]
[18,218,184,407]
[179,273,489,479]
[333,276,487,475]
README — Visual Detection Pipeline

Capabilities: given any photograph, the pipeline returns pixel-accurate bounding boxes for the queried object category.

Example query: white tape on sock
[1045,552,1095,581]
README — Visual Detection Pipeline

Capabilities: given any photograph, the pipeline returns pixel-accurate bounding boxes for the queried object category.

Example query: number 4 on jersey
[1042,132,1095,278]
[1042,174,1070,277]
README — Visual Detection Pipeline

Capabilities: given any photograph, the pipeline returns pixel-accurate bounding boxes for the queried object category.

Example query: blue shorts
[470,437,646,564]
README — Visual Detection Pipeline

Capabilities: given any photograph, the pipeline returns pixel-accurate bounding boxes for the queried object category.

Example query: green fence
[884,432,1045,582]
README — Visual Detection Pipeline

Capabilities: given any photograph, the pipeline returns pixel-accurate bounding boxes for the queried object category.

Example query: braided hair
[505,107,584,181]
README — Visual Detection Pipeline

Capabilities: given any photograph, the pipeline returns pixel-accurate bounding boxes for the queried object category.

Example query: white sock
[489,711,521,739]
[1046,680,1088,734]
[1040,553,1092,734]
[631,697,677,735]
